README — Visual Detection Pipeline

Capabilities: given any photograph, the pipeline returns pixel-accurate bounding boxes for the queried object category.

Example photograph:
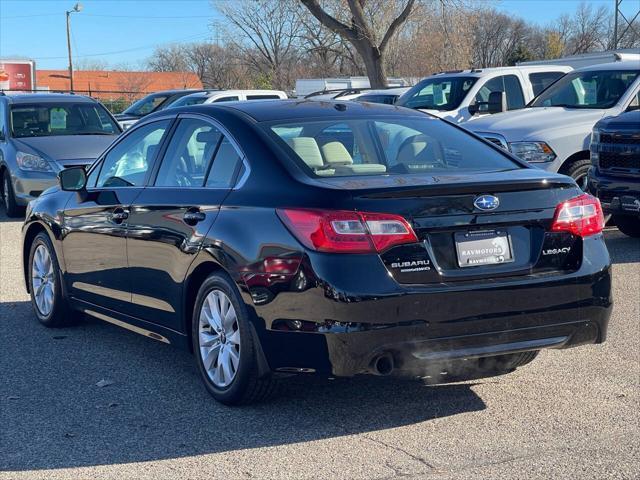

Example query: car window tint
[213,96,239,102]
[0,101,5,137]
[269,117,520,178]
[155,118,222,187]
[475,75,525,110]
[96,120,170,188]
[246,95,281,100]
[205,136,242,188]
[529,71,565,96]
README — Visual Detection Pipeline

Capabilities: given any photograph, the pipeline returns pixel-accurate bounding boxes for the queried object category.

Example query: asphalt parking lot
[1,209,638,480]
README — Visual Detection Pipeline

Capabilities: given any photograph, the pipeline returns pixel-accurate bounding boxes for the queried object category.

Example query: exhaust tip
[371,352,394,376]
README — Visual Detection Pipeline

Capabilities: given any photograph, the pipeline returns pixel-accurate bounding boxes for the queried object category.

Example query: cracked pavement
[1,209,639,479]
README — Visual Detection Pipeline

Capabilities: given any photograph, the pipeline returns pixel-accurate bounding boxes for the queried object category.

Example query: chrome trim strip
[84,309,171,344]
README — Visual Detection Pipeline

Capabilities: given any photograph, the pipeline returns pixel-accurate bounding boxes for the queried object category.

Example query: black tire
[614,215,640,238]
[192,272,277,405]
[2,169,24,218]
[564,158,591,191]
[28,232,79,327]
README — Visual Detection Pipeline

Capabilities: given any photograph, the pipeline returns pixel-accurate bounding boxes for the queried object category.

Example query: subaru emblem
[474,194,500,211]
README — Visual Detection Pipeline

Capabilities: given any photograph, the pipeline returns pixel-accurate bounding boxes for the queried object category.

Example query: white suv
[466,61,640,186]
[169,90,287,108]
[396,65,572,123]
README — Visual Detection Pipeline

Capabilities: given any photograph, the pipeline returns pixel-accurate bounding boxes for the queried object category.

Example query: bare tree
[147,44,190,72]
[115,72,153,103]
[216,0,302,89]
[299,0,417,87]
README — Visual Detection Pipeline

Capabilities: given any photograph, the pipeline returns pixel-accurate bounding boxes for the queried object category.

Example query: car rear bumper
[247,235,612,377]
[588,167,640,218]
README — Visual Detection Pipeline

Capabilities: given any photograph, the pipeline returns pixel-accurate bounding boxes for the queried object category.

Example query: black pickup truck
[588,110,640,238]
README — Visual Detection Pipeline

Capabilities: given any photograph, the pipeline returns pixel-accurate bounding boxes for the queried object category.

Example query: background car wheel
[2,169,24,218]
[192,272,277,405]
[614,215,640,238]
[564,159,591,191]
[28,232,79,327]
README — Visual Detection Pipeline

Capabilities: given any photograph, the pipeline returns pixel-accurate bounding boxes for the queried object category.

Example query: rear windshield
[397,76,477,111]
[10,103,120,138]
[267,116,520,178]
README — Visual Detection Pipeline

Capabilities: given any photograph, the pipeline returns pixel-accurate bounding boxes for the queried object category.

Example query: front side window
[268,116,519,178]
[397,77,477,111]
[529,71,565,96]
[95,120,170,188]
[10,103,119,138]
[213,96,239,102]
[170,96,207,108]
[123,94,170,116]
[530,70,639,109]
[475,75,525,110]
[155,118,222,187]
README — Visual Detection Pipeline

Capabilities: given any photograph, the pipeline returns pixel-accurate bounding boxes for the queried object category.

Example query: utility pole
[613,0,619,49]
[66,3,83,92]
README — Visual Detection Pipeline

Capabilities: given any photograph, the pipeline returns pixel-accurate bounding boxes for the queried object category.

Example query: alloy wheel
[198,289,241,388]
[31,244,55,316]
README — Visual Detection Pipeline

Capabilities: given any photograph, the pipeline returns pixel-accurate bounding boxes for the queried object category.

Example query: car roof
[358,87,410,96]
[170,99,427,122]
[425,65,572,79]
[2,93,97,104]
[573,61,640,72]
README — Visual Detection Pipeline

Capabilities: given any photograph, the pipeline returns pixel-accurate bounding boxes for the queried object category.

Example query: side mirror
[59,166,87,191]
[487,91,507,114]
[468,103,479,115]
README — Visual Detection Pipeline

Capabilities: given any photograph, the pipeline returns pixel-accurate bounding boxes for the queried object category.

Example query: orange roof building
[36,70,203,101]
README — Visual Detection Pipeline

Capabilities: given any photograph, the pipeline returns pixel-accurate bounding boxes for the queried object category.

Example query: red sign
[0,60,35,91]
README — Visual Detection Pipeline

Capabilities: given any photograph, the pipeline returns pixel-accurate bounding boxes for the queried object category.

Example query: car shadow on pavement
[604,229,640,264]
[0,300,486,472]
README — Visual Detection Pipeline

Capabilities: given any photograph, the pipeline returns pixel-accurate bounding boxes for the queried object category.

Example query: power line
[27,32,212,60]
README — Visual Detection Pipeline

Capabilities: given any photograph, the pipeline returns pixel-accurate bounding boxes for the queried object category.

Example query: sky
[0,0,636,70]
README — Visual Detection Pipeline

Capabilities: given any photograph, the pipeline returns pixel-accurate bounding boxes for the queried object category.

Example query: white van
[170,90,287,108]
[396,65,572,123]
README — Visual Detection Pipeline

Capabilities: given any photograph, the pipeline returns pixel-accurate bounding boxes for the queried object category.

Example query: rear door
[62,119,172,312]
[125,114,244,329]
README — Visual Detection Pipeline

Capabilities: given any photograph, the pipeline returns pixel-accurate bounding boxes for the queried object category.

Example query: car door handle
[111,208,129,224]
[183,209,206,225]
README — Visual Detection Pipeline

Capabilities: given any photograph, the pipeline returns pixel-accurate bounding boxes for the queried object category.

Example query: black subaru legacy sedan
[22,100,612,405]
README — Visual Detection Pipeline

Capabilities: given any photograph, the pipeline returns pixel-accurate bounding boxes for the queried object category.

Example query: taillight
[550,194,604,237]
[277,209,418,253]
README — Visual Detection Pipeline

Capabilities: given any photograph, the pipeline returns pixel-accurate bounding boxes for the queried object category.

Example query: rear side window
[155,118,222,187]
[529,71,565,96]
[205,137,242,188]
[268,116,520,178]
[356,94,397,105]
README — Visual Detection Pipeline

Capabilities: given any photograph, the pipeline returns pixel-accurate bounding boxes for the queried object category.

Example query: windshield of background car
[396,76,477,110]
[530,70,639,108]
[10,103,120,138]
[268,116,520,178]
[123,94,170,116]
